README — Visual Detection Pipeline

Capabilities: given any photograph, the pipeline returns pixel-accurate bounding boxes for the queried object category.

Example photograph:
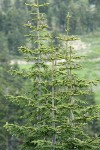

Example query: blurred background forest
[0,0,100,149]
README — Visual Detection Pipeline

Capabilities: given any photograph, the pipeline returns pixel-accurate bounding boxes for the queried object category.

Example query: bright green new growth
[4,0,100,150]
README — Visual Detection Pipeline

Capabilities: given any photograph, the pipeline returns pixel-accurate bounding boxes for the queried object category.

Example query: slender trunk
[36,0,41,121]
[69,46,75,124]
[51,45,56,150]
[36,0,40,49]
[66,13,75,126]
[7,137,12,150]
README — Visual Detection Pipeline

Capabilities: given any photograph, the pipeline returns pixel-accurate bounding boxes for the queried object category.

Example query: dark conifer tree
[4,0,100,150]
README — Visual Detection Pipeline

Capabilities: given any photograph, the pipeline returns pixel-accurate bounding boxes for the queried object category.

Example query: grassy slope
[80,31,100,104]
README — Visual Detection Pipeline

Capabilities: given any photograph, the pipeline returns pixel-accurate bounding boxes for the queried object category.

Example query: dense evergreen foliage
[0,19,26,149]
[0,56,25,149]
[4,0,100,150]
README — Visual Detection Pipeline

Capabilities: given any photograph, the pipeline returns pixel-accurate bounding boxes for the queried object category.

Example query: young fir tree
[4,0,100,150]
